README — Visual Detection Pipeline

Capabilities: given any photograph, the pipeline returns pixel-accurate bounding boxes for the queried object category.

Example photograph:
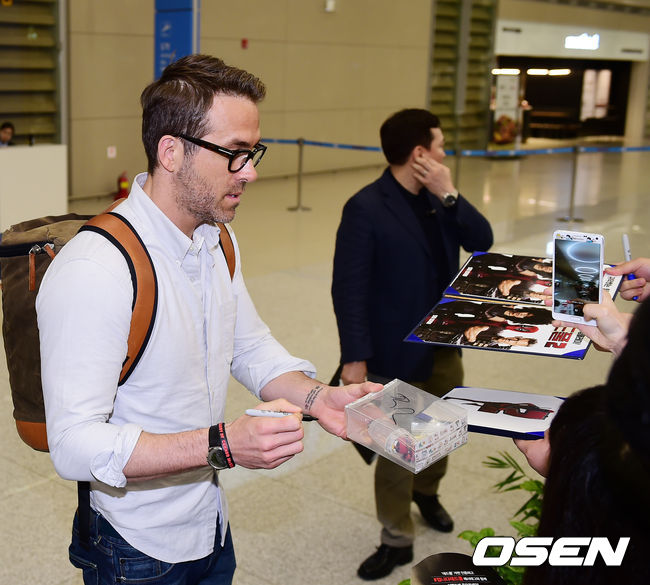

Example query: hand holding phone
[551,230,604,326]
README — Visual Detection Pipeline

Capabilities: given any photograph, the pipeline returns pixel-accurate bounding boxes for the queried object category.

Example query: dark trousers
[374,348,463,547]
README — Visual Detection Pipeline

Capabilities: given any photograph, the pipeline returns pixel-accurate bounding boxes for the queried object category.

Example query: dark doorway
[497,56,630,138]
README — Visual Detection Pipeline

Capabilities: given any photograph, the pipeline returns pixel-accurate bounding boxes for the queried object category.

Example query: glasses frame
[178,134,267,173]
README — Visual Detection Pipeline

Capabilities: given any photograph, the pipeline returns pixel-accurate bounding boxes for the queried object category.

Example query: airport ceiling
[529,0,650,15]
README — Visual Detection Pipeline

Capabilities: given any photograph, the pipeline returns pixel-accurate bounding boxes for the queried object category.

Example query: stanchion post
[557,145,583,223]
[288,137,311,212]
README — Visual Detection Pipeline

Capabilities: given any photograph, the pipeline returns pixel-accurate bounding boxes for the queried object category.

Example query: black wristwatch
[442,190,459,208]
[207,423,235,470]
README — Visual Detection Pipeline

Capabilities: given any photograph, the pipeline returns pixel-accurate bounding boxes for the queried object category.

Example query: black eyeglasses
[178,134,267,173]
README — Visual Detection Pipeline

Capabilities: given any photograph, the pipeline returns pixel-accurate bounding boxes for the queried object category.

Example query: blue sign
[157,0,194,9]
[154,0,200,79]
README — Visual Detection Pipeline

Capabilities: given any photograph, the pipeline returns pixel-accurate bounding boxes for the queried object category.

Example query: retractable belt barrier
[264,137,650,221]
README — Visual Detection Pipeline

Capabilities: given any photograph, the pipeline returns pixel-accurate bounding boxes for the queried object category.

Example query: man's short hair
[140,54,266,174]
[379,109,441,165]
[1,121,14,132]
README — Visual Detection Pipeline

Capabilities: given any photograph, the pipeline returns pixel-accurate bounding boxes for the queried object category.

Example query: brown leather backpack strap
[102,198,127,213]
[80,212,158,385]
[217,222,236,280]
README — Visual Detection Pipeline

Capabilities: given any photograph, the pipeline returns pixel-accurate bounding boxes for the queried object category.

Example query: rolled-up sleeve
[89,423,143,487]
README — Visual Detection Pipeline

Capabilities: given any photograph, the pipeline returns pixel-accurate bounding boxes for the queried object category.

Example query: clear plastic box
[345,379,468,473]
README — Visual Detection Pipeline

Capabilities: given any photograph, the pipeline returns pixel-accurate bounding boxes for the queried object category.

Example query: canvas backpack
[0,204,236,452]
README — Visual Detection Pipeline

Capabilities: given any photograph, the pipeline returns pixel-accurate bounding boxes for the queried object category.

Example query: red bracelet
[217,422,235,468]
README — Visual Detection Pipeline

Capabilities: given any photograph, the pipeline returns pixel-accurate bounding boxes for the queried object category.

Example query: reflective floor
[1,142,649,585]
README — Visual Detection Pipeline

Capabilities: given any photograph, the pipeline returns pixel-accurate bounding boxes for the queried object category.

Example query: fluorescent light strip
[492,68,521,75]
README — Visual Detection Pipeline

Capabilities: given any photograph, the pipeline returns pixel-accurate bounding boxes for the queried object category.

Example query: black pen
[245,408,319,421]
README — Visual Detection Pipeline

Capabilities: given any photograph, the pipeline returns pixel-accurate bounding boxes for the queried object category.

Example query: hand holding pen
[225,399,306,470]
[606,237,650,303]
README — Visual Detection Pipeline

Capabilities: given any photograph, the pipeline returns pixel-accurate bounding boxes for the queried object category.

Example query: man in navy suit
[332,109,493,580]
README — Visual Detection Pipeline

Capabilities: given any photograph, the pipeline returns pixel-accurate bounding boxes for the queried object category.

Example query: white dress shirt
[36,173,316,563]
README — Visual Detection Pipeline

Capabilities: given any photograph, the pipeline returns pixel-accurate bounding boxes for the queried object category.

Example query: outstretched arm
[123,371,382,481]
[260,371,382,439]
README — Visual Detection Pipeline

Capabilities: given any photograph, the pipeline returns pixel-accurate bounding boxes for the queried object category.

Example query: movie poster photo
[442,386,565,439]
[405,297,591,358]
[446,252,553,304]
[408,252,624,359]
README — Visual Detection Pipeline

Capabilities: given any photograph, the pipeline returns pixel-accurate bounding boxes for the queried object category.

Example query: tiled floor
[1,139,649,585]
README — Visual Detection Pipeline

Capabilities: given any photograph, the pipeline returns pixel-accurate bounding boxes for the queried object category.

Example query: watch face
[443,193,457,207]
[207,446,228,470]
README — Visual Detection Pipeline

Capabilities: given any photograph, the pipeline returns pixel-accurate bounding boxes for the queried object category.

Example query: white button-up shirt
[36,173,316,563]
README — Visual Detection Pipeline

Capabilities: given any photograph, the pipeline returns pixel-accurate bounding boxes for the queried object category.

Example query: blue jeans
[69,508,236,585]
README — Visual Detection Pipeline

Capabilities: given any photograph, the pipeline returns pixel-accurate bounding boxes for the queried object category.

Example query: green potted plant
[458,451,544,585]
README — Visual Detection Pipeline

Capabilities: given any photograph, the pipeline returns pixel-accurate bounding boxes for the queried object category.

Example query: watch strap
[209,422,235,468]
[208,424,220,448]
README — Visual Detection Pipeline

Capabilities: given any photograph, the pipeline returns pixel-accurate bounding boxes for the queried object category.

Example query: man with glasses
[37,54,379,585]
[177,134,267,173]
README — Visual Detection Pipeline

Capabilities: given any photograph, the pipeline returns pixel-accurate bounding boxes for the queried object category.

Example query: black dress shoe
[357,543,413,580]
[412,492,454,533]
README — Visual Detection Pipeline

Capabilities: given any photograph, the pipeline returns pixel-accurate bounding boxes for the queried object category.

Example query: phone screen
[552,232,603,322]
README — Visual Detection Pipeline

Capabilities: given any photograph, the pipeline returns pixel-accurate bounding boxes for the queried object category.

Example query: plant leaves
[519,479,545,493]
[484,455,509,468]
[501,451,525,474]
[494,470,524,491]
[458,530,480,546]
[510,520,538,537]
[513,493,541,518]
[497,564,526,585]
[478,527,496,538]
[459,450,544,585]
[459,528,493,547]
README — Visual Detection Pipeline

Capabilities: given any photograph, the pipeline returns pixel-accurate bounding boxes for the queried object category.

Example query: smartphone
[552,230,604,325]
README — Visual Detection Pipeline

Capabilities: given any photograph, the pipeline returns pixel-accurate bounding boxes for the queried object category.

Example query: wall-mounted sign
[155,0,200,79]
[496,20,648,61]
[565,33,600,51]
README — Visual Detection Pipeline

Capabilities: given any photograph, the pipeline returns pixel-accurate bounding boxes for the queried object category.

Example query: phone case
[551,230,604,325]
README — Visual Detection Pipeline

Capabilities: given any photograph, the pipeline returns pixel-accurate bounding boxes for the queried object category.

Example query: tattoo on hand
[304,385,323,411]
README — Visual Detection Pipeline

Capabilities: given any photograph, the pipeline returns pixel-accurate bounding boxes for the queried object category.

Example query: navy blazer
[332,168,493,381]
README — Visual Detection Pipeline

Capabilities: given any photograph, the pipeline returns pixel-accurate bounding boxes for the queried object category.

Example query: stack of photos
[405,252,623,359]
